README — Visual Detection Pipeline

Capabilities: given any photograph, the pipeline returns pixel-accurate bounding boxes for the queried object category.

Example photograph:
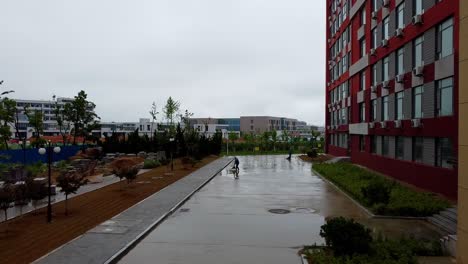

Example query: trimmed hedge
[313,163,450,217]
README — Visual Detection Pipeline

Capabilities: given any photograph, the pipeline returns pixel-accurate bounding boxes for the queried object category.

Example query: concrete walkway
[35,157,233,264]
[0,169,151,223]
[118,155,442,264]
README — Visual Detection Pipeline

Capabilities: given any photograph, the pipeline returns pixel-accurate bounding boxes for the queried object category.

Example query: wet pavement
[119,155,442,264]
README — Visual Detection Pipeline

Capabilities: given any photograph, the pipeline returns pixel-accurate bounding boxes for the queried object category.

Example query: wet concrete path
[119,155,441,264]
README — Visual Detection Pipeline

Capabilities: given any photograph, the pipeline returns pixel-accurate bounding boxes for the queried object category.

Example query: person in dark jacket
[234,157,240,169]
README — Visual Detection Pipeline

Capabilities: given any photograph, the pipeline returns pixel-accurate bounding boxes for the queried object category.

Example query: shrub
[319,217,372,256]
[113,166,139,184]
[361,180,393,206]
[313,163,450,216]
[307,149,318,158]
[143,159,161,169]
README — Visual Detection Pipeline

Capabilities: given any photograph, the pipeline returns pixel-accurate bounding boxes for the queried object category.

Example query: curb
[300,254,309,264]
[104,158,234,264]
[311,168,427,220]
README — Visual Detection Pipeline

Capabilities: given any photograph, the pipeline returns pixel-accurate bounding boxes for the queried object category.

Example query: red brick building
[325,0,459,199]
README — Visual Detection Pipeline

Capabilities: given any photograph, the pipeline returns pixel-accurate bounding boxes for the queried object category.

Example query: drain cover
[180,208,190,213]
[268,209,291,214]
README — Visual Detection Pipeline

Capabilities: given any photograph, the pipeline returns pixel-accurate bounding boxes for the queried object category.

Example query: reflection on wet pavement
[119,155,442,264]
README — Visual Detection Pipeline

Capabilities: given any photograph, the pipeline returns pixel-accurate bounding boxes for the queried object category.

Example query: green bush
[313,163,450,216]
[143,159,161,169]
[320,217,372,256]
[306,223,443,264]
[361,180,393,206]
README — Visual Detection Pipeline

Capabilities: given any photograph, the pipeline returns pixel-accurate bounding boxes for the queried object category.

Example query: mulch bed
[0,156,219,264]
[298,154,333,163]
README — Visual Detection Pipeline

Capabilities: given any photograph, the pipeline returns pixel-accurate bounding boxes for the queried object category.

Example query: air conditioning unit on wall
[394,120,402,128]
[372,11,378,20]
[395,74,405,83]
[380,121,387,128]
[370,48,377,56]
[411,119,422,128]
[413,66,424,77]
[369,122,375,129]
[383,0,390,7]
[412,14,423,25]
[395,28,404,37]
[382,39,389,47]
[371,85,377,93]
[382,81,390,89]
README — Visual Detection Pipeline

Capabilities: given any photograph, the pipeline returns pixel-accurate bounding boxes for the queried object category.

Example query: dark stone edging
[311,168,427,220]
[103,158,234,264]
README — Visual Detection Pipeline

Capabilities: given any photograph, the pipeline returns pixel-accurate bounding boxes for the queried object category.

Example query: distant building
[239,116,308,135]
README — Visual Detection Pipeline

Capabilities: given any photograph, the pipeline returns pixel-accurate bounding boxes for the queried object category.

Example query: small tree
[0,184,15,221]
[228,132,239,152]
[24,107,44,144]
[271,130,277,151]
[114,166,139,185]
[53,95,72,145]
[164,97,180,128]
[149,102,159,141]
[56,171,88,215]
[0,98,16,150]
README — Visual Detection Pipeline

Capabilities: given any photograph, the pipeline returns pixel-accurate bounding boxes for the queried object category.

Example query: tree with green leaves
[0,98,16,150]
[24,107,44,143]
[64,91,99,145]
[271,130,278,151]
[56,171,88,215]
[53,95,72,145]
[163,97,180,128]
[228,132,239,152]
[149,102,159,141]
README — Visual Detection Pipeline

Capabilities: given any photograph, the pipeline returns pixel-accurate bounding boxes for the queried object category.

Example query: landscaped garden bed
[312,163,451,217]
[302,217,445,264]
[0,156,218,264]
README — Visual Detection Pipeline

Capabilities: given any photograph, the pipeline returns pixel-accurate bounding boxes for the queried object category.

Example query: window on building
[395,91,404,120]
[359,135,366,152]
[413,0,423,15]
[371,99,377,121]
[359,103,366,122]
[383,17,389,40]
[361,8,366,25]
[437,77,454,116]
[382,56,389,81]
[372,0,379,12]
[343,53,348,72]
[413,36,424,67]
[412,137,424,163]
[343,0,348,21]
[413,86,424,118]
[437,18,454,59]
[436,138,454,168]
[371,136,377,153]
[396,47,405,75]
[372,64,378,85]
[372,28,378,49]
[360,71,366,91]
[382,96,389,121]
[396,136,404,159]
[360,39,366,58]
[382,136,389,156]
[396,2,405,29]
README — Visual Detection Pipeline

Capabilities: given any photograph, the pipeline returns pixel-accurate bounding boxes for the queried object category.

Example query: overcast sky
[1,0,326,126]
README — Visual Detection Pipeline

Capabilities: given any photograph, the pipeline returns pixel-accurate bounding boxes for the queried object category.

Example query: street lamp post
[39,141,61,223]
[169,138,175,171]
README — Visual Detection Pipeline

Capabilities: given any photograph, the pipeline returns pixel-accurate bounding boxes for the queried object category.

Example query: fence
[0,146,82,164]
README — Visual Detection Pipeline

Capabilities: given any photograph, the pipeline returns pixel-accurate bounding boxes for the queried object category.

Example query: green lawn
[313,163,451,217]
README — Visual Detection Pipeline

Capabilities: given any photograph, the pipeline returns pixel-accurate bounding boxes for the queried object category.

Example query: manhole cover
[180,208,190,213]
[268,209,291,214]
[292,208,316,214]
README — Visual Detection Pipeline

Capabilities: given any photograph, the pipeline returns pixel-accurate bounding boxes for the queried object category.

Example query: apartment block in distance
[240,116,307,135]
[325,0,459,199]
